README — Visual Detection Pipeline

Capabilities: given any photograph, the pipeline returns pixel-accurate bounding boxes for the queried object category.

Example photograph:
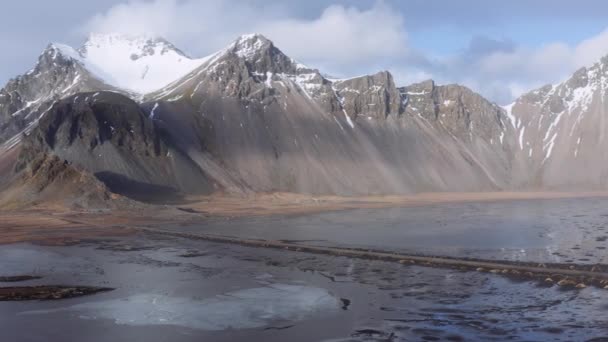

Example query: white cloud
[83,0,409,67]
[255,3,408,65]
[573,28,608,66]
[83,0,273,50]
[393,28,608,104]
[81,1,608,104]
[458,29,608,103]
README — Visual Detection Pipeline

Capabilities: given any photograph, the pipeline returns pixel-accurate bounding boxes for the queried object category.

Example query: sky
[2,0,608,104]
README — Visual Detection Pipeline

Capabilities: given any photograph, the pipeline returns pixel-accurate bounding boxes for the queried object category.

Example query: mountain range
[0,32,606,205]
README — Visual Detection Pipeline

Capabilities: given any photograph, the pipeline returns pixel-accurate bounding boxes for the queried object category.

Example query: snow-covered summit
[80,33,190,59]
[44,33,320,97]
[50,33,208,94]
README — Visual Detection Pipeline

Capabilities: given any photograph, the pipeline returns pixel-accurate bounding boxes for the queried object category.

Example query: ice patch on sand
[21,284,339,331]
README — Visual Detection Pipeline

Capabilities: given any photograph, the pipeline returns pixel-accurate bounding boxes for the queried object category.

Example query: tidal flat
[1,196,608,341]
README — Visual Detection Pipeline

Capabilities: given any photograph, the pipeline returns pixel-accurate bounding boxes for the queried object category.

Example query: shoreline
[178,191,608,217]
[1,191,608,245]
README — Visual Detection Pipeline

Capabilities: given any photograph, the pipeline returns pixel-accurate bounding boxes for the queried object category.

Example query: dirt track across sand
[136,225,608,290]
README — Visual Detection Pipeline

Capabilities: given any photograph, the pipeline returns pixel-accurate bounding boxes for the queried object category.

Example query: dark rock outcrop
[333,71,404,119]
[0,44,115,144]
[14,92,215,201]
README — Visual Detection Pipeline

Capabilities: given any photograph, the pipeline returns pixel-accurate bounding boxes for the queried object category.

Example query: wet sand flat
[1,236,608,341]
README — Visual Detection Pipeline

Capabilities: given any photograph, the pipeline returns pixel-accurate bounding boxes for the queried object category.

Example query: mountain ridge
[1,32,607,204]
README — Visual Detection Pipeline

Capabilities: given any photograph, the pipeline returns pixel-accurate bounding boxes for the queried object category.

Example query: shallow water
[168,197,608,264]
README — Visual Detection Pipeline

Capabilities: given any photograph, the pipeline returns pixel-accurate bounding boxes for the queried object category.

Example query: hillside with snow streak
[507,55,608,188]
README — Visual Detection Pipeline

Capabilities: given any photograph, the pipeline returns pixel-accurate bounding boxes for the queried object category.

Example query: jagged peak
[44,43,83,62]
[228,33,274,60]
[235,33,313,71]
[235,33,271,43]
[208,33,317,77]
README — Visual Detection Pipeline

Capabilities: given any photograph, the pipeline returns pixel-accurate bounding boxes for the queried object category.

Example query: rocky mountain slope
[2,32,608,202]
[13,92,214,201]
[144,34,515,195]
[0,153,119,209]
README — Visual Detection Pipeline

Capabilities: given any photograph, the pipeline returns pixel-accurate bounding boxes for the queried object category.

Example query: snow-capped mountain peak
[44,33,315,97]
[220,33,314,76]
[44,43,79,61]
[152,33,327,100]
[47,33,209,94]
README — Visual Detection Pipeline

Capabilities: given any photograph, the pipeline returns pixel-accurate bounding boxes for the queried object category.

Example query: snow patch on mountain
[502,102,518,128]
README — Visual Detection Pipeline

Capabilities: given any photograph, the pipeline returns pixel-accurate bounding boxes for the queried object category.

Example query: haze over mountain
[0,32,607,204]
